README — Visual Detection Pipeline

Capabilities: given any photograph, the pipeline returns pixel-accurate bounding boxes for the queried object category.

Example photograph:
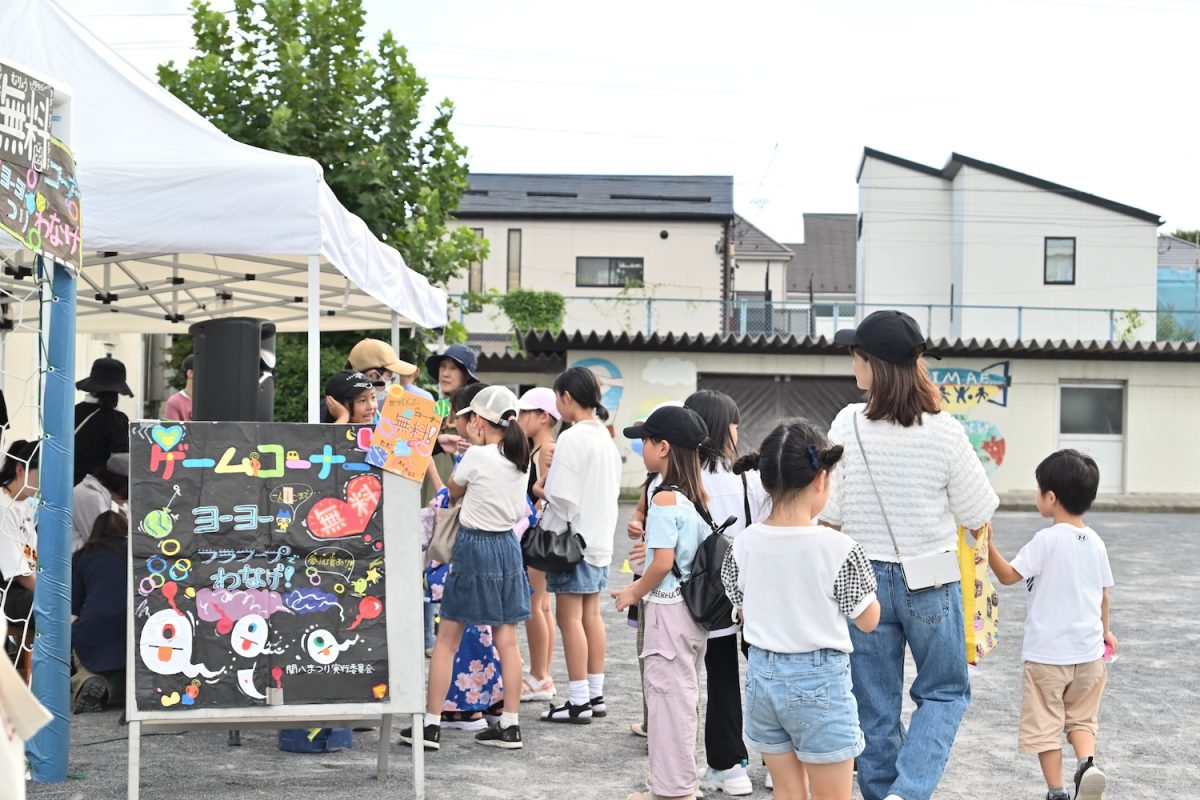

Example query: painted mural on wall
[929,362,1010,474]
[129,422,388,711]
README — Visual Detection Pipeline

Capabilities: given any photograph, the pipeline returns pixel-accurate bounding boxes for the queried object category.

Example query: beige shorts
[1019,659,1107,753]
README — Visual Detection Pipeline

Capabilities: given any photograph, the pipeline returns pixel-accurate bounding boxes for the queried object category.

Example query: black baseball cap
[833,310,937,364]
[324,370,374,404]
[623,405,709,449]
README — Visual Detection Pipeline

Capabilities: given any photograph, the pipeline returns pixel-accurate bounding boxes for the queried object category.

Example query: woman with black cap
[824,310,998,800]
[74,357,133,486]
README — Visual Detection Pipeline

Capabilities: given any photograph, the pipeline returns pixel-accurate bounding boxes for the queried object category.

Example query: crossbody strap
[852,411,904,561]
[740,471,751,527]
[75,407,101,435]
[653,484,717,580]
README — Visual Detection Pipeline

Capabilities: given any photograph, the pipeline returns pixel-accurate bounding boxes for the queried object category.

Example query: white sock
[424,712,441,728]
[568,679,589,706]
[587,672,604,699]
[499,712,519,729]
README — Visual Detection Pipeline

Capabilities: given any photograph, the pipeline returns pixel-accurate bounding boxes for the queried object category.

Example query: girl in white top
[684,390,770,797]
[825,310,998,800]
[0,440,39,625]
[539,366,622,723]
[721,419,880,800]
[403,386,532,751]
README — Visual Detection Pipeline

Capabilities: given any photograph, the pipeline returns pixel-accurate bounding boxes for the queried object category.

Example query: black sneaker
[398,724,441,751]
[475,723,523,749]
[1046,790,1069,800]
[540,700,592,724]
[589,696,607,718]
[1074,757,1107,800]
[72,676,108,714]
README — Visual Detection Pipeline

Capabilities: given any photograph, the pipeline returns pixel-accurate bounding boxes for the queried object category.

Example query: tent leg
[307,255,320,423]
[390,311,400,354]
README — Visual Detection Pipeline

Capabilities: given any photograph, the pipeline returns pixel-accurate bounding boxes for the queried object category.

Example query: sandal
[520,673,556,702]
[629,722,648,737]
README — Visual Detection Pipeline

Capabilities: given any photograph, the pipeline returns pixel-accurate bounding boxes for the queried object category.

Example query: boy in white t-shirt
[987,450,1116,800]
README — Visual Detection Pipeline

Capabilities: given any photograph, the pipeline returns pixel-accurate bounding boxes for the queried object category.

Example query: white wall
[954,165,1159,341]
[553,347,1200,495]
[857,158,954,335]
[448,218,726,337]
[858,155,1160,342]
[2,331,144,443]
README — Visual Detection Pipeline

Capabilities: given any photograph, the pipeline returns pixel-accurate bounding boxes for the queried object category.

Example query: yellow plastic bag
[959,524,999,665]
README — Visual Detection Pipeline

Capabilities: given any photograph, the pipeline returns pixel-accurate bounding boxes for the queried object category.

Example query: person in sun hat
[74,357,133,486]
[348,338,425,408]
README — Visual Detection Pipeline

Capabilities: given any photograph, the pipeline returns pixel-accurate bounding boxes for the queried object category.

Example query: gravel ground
[27,508,1196,800]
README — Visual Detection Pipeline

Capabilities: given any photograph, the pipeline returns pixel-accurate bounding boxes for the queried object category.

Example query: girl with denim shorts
[721,419,881,800]
[613,404,713,800]
[538,367,622,724]
[400,385,532,752]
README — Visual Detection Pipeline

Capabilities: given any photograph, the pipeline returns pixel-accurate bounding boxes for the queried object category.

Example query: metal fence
[453,295,1182,343]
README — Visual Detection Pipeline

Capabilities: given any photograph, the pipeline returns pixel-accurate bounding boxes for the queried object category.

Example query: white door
[1058,383,1125,494]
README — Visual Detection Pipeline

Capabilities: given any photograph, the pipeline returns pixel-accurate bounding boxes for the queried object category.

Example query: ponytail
[495,410,531,473]
[754,419,842,499]
[731,452,760,475]
[553,367,604,415]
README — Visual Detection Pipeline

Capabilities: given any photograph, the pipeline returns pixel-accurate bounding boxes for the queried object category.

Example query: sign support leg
[376,713,392,782]
[412,712,425,800]
[127,720,140,800]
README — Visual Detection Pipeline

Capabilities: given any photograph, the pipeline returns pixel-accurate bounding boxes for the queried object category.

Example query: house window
[507,229,521,291]
[1045,237,1076,285]
[576,257,644,288]
[468,228,484,294]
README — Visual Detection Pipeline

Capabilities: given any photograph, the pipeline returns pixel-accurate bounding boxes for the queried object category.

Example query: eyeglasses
[363,368,397,386]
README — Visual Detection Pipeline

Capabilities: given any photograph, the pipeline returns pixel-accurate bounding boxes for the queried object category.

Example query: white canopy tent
[0,0,447,420]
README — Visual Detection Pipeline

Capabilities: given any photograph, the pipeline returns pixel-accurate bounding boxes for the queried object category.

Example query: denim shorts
[743,646,865,764]
[545,559,609,594]
[440,526,531,626]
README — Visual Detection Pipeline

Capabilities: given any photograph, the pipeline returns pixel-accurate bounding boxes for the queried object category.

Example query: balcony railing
[453,295,1185,344]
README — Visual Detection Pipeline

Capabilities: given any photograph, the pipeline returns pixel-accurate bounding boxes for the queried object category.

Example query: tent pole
[308,255,320,423]
[391,311,400,354]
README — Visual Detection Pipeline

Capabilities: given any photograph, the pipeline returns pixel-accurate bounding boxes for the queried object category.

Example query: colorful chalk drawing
[574,357,624,417]
[130,422,388,710]
[367,385,444,481]
[930,362,1010,474]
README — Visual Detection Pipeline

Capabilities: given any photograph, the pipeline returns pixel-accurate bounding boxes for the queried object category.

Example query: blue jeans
[848,561,970,800]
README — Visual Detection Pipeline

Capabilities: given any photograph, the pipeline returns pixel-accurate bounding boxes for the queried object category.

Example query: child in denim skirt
[400,385,532,752]
[721,419,881,800]
[614,404,713,800]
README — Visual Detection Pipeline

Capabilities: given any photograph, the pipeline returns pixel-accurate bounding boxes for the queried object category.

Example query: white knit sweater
[821,404,998,562]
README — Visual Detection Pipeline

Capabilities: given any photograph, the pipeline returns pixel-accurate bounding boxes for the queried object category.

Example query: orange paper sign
[366,386,444,482]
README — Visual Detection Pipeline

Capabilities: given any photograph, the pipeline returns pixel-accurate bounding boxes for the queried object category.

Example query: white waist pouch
[898,549,960,592]
[853,413,962,593]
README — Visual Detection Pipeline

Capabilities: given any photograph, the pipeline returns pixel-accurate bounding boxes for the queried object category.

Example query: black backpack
[652,484,738,632]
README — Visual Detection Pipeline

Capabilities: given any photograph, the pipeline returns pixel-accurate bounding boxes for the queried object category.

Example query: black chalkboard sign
[129,422,389,711]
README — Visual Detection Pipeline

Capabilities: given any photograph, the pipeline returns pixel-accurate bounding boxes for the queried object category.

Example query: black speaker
[189,317,276,422]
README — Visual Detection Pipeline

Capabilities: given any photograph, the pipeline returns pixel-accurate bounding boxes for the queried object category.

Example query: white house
[450,174,804,346]
[857,149,1163,342]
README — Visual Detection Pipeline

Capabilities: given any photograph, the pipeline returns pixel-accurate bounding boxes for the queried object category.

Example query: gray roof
[732,214,792,258]
[859,148,1163,225]
[785,213,857,294]
[1159,235,1200,271]
[455,173,734,220]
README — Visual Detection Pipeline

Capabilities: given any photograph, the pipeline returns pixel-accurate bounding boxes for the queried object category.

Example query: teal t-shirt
[644,493,710,604]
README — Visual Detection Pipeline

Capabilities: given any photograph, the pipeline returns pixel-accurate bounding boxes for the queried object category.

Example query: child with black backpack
[614,405,712,800]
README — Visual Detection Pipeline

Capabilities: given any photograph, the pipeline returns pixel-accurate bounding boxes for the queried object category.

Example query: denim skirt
[441,526,532,626]
[546,559,609,594]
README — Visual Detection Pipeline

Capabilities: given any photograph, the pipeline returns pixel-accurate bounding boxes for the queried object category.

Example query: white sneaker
[699,765,753,796]
[765,770,773,791]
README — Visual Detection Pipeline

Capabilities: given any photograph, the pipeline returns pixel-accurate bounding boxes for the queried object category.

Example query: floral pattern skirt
[426,562,503,712]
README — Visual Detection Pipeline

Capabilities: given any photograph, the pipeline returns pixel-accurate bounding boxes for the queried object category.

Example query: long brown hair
[658,441,709,511]
[858,348,941,427]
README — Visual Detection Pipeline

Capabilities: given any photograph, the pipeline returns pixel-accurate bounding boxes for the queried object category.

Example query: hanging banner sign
[129,422,389,711]
[0,61,80,271]
[366,386,446,482]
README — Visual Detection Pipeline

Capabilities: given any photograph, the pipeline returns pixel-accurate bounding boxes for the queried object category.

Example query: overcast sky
[58,0,1200,242]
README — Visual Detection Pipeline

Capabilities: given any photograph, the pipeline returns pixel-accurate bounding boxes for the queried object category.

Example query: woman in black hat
[74,357,133,486]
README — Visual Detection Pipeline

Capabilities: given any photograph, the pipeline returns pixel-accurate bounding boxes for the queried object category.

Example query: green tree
[1170,229,1200,244]
[157,0,485,287]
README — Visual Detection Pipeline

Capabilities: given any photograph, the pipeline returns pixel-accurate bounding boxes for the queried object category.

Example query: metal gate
[696,374,861,455]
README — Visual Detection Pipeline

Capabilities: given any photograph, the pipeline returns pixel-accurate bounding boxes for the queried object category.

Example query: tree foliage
[1170,229,1200,244]
[157,0,485,286]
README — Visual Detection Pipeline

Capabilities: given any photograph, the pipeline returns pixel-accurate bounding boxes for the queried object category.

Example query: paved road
[28,509,1195,799]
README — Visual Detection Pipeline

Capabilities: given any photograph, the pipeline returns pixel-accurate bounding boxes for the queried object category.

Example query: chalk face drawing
[129,422,388,711]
